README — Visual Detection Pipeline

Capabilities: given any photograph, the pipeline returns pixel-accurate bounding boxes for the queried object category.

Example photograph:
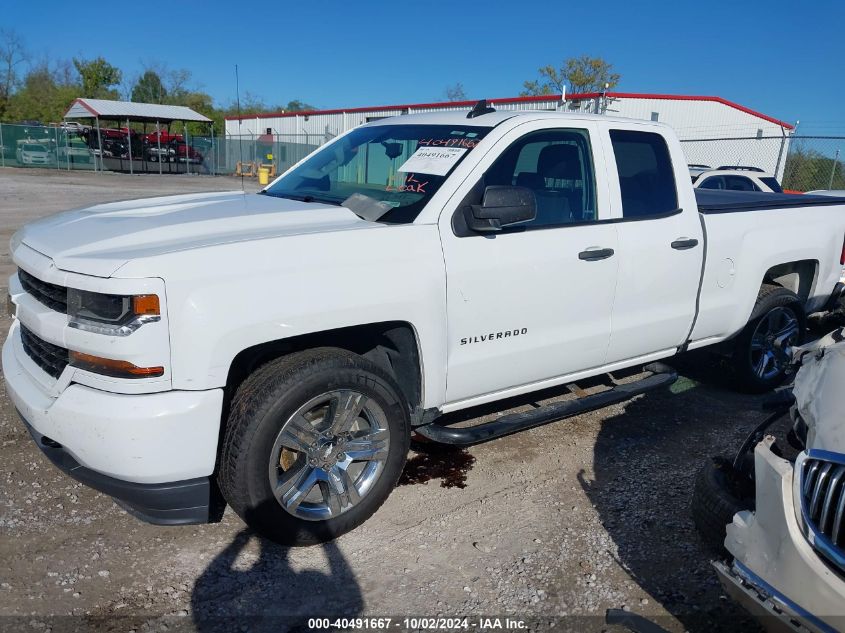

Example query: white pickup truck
[5,104,845,545]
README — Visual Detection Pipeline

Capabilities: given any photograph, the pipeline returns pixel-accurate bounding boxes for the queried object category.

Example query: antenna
[235,64,244,193]
[467,99,496,119]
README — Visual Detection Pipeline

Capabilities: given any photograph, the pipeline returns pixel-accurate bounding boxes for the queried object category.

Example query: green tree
[6,64,79,123]
[0,29,27,119]
[521,55,620,96]
[176,90,216,134]
[73,57,122,99]
[445,82,467,101]
[131,70,167,103]
[282,99,315,112]
[782,145,845,192]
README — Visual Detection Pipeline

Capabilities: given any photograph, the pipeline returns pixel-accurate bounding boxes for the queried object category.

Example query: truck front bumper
[3,325,224,525]
[720,438,845,633]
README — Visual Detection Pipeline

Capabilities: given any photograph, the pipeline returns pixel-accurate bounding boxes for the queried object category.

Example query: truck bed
[695,189,845,214]
[691,189,845,347]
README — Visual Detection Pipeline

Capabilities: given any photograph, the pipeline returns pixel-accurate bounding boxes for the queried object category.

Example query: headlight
[68,289,160,336]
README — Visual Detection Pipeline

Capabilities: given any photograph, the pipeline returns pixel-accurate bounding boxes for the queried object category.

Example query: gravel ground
[0,168,259,282]
[0,168,773,632]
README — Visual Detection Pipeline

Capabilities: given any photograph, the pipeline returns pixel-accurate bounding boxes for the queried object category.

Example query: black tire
[218,347,411,546]
[732,284,804,393]
[691,457,752,556]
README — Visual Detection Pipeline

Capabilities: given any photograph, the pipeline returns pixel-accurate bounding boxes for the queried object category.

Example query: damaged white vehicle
[696,328,845,632]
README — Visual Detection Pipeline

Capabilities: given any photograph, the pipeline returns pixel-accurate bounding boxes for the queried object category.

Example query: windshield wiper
[262,191,342,206]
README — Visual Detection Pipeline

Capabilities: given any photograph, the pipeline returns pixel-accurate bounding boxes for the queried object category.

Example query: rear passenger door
[603,127,704,363]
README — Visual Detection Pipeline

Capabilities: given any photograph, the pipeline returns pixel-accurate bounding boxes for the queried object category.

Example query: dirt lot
[0,168,772,632]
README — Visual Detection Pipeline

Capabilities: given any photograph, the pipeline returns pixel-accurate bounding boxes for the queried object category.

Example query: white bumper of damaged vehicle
[717,438,845,633]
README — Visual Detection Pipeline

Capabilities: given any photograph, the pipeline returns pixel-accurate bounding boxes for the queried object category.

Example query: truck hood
[15,191,375,277]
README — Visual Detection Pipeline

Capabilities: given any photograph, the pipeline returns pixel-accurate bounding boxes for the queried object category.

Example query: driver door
[439,121,619,407]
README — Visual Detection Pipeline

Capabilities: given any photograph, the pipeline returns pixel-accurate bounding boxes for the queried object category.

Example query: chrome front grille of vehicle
[801,456,845,567]
[18,268,68,313]
[19,323,69,379]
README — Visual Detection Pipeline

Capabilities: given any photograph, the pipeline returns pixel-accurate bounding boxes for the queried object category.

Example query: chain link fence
[0,122,322,177]
[2,121,843,193]
[680,135,845,192]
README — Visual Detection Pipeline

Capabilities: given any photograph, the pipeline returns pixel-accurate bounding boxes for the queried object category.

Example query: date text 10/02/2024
[306,617,528,630]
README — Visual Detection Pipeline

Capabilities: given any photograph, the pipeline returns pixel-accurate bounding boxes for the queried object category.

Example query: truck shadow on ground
[191,508,363,632]
[580,358,765,633]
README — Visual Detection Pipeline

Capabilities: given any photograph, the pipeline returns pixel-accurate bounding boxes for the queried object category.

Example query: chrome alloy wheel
[749,306,800,381]
[268,390,390,521]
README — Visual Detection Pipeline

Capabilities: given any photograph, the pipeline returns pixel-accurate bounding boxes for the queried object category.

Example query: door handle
[671,238,699,250]
[578,247,615,261]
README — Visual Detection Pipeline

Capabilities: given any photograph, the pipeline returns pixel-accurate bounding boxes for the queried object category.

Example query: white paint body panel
[598,121,704,361]
[438,120,619,404]
[4,110,844,488]
[690,204,845,346]
[2,321,222,483]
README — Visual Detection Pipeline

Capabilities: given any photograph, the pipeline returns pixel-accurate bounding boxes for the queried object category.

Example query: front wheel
[218,348,411,546]
[732,285,804,392]
[691,456,753,555]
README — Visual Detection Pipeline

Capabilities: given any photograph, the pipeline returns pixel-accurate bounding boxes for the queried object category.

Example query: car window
[480,128,597,228]
[724,175,759,192]
[698,176,725,190]
[759,177,783,193]
[609,130,678,218]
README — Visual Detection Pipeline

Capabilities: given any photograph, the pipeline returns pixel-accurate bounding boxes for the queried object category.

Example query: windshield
[23,144,45,152]
[264,123,490,223]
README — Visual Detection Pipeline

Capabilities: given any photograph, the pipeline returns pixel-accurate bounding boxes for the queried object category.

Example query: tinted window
[698,176,725,190]
[760,177,783,193]
[724,175,759,192]
[609,130,678,218]
[482,128,597,227]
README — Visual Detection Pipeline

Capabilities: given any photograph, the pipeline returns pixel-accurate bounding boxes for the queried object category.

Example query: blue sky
[4,0,844,134]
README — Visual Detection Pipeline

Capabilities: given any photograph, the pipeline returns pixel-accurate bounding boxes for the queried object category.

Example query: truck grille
[801,457,845,567]
[20,324,69,379]
[18,268,68,313]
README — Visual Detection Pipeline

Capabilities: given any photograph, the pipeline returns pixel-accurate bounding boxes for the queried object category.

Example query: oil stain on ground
[398,444,476,489]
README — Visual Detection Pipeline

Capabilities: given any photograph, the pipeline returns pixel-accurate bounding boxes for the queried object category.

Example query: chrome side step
[415,363,677,446]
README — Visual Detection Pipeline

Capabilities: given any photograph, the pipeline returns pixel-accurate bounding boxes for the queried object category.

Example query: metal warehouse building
[225,92,795,178]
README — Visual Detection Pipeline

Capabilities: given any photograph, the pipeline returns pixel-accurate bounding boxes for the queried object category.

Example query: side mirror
[466,186,536,232]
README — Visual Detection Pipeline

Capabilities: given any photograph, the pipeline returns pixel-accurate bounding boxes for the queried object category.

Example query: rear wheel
[732,285,803,392]
[218,348,411,546]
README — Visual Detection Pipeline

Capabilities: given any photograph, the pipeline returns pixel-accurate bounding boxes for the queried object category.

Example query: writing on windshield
[264,123,490,223]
